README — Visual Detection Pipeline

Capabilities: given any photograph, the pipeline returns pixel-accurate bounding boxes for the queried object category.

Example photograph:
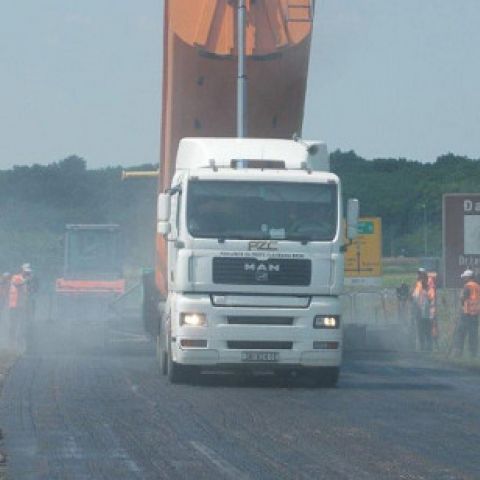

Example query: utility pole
[422,203,428,256]
[237,0,247,138]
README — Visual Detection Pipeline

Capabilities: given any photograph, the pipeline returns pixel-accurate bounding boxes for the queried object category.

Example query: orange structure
[156,0,315,294]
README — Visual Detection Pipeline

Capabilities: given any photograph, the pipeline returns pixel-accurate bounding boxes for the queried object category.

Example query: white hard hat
[21,263,32,273]
[461,269,474,279]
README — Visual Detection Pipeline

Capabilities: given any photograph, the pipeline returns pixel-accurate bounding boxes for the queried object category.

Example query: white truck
[156,137,359,386]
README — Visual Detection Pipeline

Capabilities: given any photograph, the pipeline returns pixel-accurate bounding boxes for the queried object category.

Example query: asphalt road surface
[1,320,479,480]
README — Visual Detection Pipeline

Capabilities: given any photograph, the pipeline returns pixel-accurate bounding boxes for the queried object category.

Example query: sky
[1,0,479,168]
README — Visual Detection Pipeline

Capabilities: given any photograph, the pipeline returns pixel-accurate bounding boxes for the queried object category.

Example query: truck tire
[157,336,168,375]
[167,350,196,384]
[316,367,340,388]
[166,336,197,384]
[167,357,187,384]
[142,270,161,337]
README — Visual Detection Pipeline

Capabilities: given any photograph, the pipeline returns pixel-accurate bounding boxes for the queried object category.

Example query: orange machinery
[55,225,125,321]
[156,0,315,295]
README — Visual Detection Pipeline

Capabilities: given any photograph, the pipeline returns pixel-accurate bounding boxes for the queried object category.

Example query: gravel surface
[0,349,18,480]
[0,321,479,480]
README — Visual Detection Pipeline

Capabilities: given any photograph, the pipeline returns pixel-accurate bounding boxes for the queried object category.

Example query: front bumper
[170,294,342,369]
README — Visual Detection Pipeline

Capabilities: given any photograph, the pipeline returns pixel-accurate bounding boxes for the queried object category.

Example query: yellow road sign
[345,217,382,277]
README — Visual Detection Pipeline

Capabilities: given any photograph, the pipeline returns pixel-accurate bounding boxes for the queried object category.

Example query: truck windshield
[187,180,337,241]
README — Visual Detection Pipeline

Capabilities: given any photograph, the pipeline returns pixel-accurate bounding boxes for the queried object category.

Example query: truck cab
[156,138,358,385]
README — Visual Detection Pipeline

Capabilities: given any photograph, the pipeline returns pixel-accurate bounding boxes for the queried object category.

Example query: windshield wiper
[217,231,269,243]
[286,234,313,245]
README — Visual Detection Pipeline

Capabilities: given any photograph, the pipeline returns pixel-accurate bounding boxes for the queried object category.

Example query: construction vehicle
[132,0,359,385]
[55,225,125,345]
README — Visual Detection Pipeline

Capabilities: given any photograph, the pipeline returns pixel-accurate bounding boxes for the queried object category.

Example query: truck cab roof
[176,137,330,173]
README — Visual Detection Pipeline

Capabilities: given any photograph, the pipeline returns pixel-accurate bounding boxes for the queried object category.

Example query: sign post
[345,217,382,286]
[443,194,480,288]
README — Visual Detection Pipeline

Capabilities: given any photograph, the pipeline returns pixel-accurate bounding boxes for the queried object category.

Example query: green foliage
[331,151,480,257]
[1,151,479,282]
[0,156,157,280]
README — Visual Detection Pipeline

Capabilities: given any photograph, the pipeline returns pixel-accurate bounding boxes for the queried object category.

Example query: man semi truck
[55,225,125,345]
[131,1,358,385]
[155,137,358,385]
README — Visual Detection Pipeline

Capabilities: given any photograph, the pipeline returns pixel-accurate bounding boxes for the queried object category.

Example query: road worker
[8,267,29,349]
[427,273,439,350]
[411,268,432,351]
[396,282,409,321]
[22,263,39,322]
[0,272,11,324]
[455,269,480,357]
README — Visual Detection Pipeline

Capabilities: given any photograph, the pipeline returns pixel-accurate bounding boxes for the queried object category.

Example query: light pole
[237,0,247,138]
[422,203,427,256]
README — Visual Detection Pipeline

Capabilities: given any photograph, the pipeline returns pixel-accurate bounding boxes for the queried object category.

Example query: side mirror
[346,198,359,240]
[157,193,170,235]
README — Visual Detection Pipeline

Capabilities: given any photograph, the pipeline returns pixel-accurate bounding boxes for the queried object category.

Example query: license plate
[241,351,279,362]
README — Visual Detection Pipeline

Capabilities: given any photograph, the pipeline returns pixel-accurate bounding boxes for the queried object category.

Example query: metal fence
[341,288,462,351]
[30,286,464,353]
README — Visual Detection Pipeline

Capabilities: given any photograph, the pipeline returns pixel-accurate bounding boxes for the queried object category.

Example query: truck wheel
[167,341,197,384]
[274,370,295,385]
[316,367,340,388]
[142,270,161,337]
[161,351,168,376]
[156,336,168,375]
[167,351,192,384]
[168,357,186,384]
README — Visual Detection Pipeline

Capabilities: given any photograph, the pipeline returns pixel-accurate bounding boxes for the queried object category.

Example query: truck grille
[227,316,293,326]
[213,257,311,286]
[227,341,293,350]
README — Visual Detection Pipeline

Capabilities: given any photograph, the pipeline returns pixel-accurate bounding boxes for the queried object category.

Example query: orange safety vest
[427,286,436,319]
[427,276,437,319]
[8,274,26,309]
[463,280,480,315]
[412,280,430,318]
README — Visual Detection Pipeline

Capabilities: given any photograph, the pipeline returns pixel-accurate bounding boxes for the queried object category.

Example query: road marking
[126,378,157,409]
[190,441,250,480]
[109,332,150,343]
[59,431,142,475]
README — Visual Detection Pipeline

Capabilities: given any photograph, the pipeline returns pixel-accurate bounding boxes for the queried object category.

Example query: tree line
[1,151,479,280]
[331,150,480,257]
[0,156,157,280]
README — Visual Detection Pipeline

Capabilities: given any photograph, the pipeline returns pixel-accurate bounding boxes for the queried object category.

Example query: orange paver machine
[55,225,125,322]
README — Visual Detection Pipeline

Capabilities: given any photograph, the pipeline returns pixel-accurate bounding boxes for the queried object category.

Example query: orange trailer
[156,0,315,295]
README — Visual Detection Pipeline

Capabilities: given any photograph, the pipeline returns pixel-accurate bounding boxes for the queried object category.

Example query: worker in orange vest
[8,266,29,349]
[427,273,439,350]
[411,268,432,351]
[455,269,480,357]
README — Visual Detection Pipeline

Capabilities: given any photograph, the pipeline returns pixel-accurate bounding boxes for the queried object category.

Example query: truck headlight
[313,315,340,329]
[180,313,207,327]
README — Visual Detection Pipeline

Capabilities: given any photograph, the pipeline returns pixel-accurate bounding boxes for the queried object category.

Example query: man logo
[244,262,280,282]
